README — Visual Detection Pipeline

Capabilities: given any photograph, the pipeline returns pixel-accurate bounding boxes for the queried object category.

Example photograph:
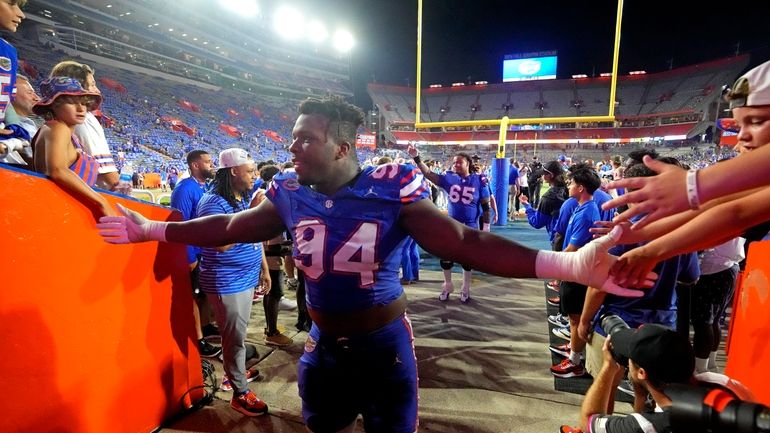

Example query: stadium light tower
[274,6,304,40]
[220,0,258,18]
[307,20,328,44]
[333,29,354,53]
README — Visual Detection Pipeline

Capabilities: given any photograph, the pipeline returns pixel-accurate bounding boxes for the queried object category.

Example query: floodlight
[333,29,354,53]
[274,6,304,40]
[307,20,328,44]
[219,0,258,18]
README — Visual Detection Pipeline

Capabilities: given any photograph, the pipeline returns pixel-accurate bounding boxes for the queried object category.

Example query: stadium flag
[98,78,127,93]
[178,100,201,112]
[262,129,282,142]
[160,116,196,136]
[226,108,241,118]
[220,124,241,138]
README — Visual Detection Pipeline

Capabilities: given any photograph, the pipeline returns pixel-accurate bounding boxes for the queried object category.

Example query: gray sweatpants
[207,288,254,393]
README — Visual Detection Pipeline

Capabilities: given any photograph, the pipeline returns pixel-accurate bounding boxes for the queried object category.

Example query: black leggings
[440,260,471,271]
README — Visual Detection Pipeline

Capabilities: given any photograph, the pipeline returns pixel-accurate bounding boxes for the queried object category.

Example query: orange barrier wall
[143,173,161,189]
[0,165,204,433]
[725,239,770,406]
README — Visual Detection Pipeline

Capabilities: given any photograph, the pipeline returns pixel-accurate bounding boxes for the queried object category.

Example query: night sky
[316,0,770,108]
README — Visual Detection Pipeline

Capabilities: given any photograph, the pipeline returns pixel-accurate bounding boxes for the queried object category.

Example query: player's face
[193,154,215,179]
[732,105,770,153]
[289,113,339,186]
[453,156,469,176]
[0,1,24,33]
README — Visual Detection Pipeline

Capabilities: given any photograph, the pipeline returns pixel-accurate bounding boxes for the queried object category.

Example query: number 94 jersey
[267,163,430,314]
[437,172,490,226]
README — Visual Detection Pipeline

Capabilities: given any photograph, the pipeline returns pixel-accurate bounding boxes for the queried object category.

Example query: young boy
[31,76,114,219]
[550,164,602,378]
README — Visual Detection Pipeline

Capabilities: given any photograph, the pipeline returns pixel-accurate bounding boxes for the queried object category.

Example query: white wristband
[686,168,700,210]
[482,223,491,232]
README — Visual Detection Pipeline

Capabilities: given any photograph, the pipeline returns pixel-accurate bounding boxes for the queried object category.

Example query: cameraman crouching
[580,323,695,433]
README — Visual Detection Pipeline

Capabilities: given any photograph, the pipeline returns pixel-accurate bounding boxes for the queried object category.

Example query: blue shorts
[298,314,419,433]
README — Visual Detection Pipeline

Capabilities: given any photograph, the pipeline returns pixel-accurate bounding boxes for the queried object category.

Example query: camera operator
[580,323,695,433]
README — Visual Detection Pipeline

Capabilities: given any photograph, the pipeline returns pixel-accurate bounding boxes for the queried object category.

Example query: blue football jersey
[0,38,17,123]
[437,171,490,226]
[267,163,430,313]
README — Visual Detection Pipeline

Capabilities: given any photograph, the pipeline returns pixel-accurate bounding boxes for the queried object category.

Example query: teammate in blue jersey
[98,96,653,433]
[409,147,490,303]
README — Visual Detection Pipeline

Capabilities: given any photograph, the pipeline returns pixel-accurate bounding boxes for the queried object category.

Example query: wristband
[146,220,168,242]
[686,168,700,210]
[482,223,491,232]
[413,155,422,165]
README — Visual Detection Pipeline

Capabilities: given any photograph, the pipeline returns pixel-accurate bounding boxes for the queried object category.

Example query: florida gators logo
[304,335,317,353]
[284,178,300,191]
[0,57,11,71]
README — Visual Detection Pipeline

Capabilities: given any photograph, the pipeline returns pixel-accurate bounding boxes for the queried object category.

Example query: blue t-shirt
[267,163,430,313]
[592,188,616,222]
[437,171,490,227]
[0,38,18,124]
[197,193,262,295]
[170,176,208,264]
[563,200,601,250]
[508,166,519,186]
[554,197,580,237]
[595,215,701,333]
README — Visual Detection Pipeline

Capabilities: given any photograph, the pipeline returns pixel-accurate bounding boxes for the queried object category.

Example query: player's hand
[602,156,688,230]
[96,203,167,243]
[610,244,661,288]
[0,128,14,136]
[519,194,529,206]
[574,226,657,296]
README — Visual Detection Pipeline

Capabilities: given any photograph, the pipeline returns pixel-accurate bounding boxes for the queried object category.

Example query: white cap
[727,60,770,109]
[218,148,253,169]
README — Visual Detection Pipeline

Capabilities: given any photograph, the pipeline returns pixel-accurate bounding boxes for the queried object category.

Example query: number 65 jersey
[437,171,490,227]
[267,163,430,314]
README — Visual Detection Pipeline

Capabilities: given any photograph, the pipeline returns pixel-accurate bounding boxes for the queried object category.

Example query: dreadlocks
[211,168,245,210]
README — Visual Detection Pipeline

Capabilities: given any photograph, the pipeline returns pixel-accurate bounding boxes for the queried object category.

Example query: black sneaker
[296,320,312,332]
[198,339,222,358]
[202,323,220,338]
[245,343,258,361]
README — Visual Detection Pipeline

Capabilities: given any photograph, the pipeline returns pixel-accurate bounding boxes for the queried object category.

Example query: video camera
[669,381,770,433]
[600,313,770,432]
[599,313,630,366]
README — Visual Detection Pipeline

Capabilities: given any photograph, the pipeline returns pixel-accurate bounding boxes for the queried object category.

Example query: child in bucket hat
[31,76,113,219]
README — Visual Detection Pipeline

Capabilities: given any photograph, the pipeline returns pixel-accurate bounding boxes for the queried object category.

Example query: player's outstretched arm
[97,200,286,246]
[399,200,654,296]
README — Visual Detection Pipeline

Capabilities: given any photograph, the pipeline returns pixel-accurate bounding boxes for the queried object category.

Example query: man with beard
[170,150,221,358]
